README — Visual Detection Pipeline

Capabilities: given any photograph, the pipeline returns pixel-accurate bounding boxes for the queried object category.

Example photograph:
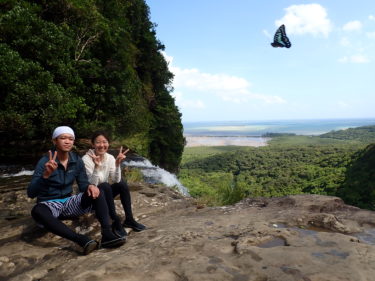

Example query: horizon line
[182,117,375,124]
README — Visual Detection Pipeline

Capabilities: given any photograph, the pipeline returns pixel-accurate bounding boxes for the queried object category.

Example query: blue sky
[145,0,375,122]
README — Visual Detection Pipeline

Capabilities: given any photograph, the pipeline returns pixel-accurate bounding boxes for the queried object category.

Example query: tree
[0,0,184,171]
[339,144,375,210]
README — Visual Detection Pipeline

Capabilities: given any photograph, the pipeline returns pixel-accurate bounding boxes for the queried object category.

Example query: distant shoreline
[185,136,270,147]
[184,135,266,137]
[183,118,375,138]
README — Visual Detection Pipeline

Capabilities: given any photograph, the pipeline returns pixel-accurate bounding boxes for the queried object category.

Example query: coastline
[184,136,270,147]
[183,118,375,137]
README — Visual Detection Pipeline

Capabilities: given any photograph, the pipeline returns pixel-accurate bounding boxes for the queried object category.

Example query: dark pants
[98,180,135,223]
[31,192,111,247]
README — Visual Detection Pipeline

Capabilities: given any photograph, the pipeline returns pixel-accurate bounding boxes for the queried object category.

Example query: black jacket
[27,151,90,202]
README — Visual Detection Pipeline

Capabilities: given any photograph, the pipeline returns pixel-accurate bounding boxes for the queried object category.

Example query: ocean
[183,118,375,147]
[183,118,375,136]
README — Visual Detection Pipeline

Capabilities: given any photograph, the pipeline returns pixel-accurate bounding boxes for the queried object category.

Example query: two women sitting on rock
[27,126,145,255]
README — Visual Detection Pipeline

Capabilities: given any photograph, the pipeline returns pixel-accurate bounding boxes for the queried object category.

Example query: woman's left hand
[116,146,129,167]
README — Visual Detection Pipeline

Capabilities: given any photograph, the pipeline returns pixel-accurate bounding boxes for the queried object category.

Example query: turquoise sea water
[183,118,375,137]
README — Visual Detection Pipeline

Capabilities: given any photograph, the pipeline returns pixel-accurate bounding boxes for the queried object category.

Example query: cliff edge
[1,183,375,281]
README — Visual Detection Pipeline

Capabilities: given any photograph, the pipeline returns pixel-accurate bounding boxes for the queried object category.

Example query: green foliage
[180,127,375,208]
[0,0,184,170]
[262,132,296,137]
[182,146,253,164]
[180,143,364,206]
[320,125,375,143]
[0,43,86,140]
[149,93,185,173]
[124,167,144,183]
[268,135,356,146]
[339,144,375,209]
[179,170,238,206]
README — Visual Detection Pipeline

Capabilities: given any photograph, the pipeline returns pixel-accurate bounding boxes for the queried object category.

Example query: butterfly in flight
[271,24,291,48]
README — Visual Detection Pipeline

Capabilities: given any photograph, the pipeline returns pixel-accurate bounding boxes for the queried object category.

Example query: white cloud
[342,20,362,32]
[162,52,174,65]
[369,15,375,21]
[162,52,287,107]
[170,66,285,104]
[172,92,205,109]
[276,4,333,37]
[338,54,370,63]
[172,68,251,92]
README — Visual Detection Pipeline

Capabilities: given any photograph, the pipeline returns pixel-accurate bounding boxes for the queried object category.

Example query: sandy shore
[185,136,270,147]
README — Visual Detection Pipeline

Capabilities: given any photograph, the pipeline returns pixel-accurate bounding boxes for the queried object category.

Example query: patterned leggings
[31,192,111,247]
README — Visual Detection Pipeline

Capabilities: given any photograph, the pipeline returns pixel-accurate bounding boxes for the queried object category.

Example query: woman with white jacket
[82,131,146,238]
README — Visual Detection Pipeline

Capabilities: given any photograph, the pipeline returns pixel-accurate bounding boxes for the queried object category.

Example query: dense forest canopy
[180,126,375,209]
[180,144,360,205]
[0,0,184,171]
[320,125,375,143]
[339,143,375,210]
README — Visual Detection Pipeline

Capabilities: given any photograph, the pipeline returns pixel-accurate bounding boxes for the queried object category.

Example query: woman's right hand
[88,151,102,168]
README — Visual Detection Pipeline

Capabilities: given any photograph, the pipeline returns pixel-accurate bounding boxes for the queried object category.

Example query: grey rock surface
[1,183,375,281]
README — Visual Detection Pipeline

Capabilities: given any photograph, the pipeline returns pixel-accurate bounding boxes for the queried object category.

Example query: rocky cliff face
[1,182,375,281]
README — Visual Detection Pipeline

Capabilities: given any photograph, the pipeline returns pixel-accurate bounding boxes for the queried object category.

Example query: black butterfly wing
[279,25,291,48]
[271,24,291,48]
[271,30,285,48]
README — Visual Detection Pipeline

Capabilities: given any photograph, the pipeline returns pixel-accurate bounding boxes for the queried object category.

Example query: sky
[145,0,375,122]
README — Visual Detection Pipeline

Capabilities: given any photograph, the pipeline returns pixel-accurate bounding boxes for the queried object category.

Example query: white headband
[52,126,75,139]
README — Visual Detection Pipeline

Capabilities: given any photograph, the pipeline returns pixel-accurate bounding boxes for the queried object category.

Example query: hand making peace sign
[43,150,58,178]
[115,146,129,167]
[88,150,102,167]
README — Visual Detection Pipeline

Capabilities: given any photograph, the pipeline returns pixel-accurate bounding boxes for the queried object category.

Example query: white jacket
[82,149,121,186]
